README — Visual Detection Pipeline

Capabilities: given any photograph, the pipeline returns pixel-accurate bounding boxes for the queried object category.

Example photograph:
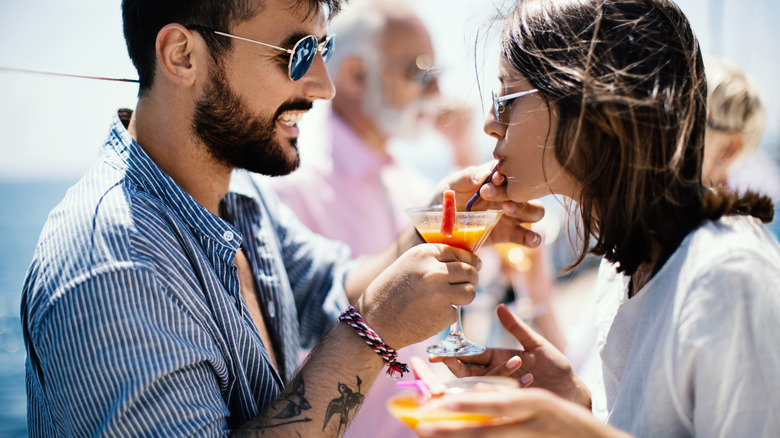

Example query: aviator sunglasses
[492,89,539,121]
[186,25,335,81]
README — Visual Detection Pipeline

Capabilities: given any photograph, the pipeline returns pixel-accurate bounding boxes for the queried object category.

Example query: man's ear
[334,56,367,101]
[155,23,200,87]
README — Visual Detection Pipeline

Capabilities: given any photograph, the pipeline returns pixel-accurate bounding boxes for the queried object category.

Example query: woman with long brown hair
[425,0,780,436]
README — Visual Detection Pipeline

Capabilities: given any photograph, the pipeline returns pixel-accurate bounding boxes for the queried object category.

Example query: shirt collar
[106,110,242,252]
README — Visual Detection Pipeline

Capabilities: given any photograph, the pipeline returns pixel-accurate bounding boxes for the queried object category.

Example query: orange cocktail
[417,226,490,252]
[387,376,519,431]
[407,207,502,253]
[405,206,503,356]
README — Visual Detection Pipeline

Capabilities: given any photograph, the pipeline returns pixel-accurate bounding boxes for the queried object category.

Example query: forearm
[525,247,566,351]
[232,323,385,437]
[532,309,567,352]
[343,226,423,304]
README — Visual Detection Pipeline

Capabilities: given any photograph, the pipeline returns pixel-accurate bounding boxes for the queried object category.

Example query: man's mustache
[274,99,314,119]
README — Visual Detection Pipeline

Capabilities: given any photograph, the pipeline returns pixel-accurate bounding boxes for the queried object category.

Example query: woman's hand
[415,388,631,438]
[431,304,591,408]
[432,163,545,249]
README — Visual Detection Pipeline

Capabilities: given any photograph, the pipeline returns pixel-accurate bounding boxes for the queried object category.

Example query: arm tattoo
[323,376,365,435]
[240,374,313,434]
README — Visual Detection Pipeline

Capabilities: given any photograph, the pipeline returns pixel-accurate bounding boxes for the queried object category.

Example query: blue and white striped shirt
[21,110,353,436]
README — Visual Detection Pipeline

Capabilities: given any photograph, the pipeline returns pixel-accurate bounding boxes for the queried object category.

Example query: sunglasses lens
[289,36,318,81]
[492,92,500,120]
[322,35,335,63]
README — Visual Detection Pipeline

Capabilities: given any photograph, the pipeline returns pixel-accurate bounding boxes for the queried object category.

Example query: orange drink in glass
[405,206,503,356]
[387,376,519,431]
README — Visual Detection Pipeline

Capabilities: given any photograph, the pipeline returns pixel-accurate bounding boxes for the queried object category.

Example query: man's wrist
[338,305,409,379]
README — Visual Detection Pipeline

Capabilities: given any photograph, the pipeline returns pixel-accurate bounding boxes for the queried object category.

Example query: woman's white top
[591,215,780,437]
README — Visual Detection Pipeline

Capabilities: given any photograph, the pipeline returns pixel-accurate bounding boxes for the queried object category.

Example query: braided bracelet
[338,305,409,379]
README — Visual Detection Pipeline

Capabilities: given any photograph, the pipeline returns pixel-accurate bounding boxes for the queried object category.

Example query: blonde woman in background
[702,56,766,187]
[702,56,780,241]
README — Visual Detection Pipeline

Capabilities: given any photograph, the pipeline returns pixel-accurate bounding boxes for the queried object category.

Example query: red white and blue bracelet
[338,305,409,379]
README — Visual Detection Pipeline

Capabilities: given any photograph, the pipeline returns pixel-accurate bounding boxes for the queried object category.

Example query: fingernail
[506,355,521,369]
[520,373,533,384]
[476,258,483,271]
[482,185,495,198]
[529,232,541,246]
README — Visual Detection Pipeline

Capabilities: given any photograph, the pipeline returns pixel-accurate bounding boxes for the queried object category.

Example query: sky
[0,0,778,181]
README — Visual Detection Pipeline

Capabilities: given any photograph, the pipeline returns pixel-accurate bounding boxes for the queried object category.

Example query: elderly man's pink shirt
[271,111,433,257]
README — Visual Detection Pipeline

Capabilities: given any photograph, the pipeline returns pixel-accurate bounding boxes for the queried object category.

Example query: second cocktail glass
[405,206,503,356]
[387,376,519,430]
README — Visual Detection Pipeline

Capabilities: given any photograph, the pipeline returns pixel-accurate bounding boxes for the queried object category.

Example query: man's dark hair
[122,0,344,96]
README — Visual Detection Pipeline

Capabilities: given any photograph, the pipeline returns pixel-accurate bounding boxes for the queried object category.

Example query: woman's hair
[122,0,343,96]
[705,56,766,155]
[501,0,773,275]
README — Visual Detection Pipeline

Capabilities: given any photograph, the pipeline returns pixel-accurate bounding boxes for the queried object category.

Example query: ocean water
[0,179,74,437]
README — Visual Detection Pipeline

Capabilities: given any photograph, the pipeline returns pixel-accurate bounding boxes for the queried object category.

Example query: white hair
[327,0,416,77]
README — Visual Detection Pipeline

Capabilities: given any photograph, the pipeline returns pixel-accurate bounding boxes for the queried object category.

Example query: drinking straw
[396,379,433,398]
[465,163,499,211]
[410,357,446,396]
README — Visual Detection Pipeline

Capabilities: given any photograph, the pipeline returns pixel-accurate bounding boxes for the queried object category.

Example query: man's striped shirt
[22,110,353,436]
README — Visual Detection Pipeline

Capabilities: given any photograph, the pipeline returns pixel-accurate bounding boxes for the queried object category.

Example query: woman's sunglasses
[492,89,539,121]
[186,25,335,81]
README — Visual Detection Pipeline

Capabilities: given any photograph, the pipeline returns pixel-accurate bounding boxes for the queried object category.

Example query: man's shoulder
[23,171,210,331]
[55,170,181,240]
[32,171,196,286]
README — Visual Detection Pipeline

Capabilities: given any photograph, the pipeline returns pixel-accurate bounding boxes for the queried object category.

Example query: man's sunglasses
[186,25,335,81]
[405,54,437,87]
[406,64,438,88]
[492,89,539,121]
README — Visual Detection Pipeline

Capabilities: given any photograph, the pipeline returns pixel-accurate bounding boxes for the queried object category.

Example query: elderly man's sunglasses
[186,25,335,81]
[492,89,539,121]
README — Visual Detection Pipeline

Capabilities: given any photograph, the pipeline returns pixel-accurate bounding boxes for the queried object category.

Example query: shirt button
[267,302,276,318]
[223,231,234,241]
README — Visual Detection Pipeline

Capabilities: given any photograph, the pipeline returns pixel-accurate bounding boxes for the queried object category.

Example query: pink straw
[396,379,432,398]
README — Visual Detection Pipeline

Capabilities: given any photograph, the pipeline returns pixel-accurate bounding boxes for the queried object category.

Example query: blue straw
[465,163,499,211]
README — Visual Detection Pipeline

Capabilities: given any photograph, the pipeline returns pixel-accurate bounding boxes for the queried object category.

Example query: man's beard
[192,68,311,176]
[361,56,438,141]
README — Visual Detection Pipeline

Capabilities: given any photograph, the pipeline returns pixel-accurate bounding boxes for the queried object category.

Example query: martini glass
[405,206,503,356]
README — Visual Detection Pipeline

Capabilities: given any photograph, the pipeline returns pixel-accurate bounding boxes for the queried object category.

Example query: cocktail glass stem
[426,305,485,356]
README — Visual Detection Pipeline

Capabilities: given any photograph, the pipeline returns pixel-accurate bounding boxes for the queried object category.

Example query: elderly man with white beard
[270,0,443,256]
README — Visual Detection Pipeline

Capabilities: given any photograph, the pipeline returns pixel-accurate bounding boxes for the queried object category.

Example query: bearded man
[20,0,542,436]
